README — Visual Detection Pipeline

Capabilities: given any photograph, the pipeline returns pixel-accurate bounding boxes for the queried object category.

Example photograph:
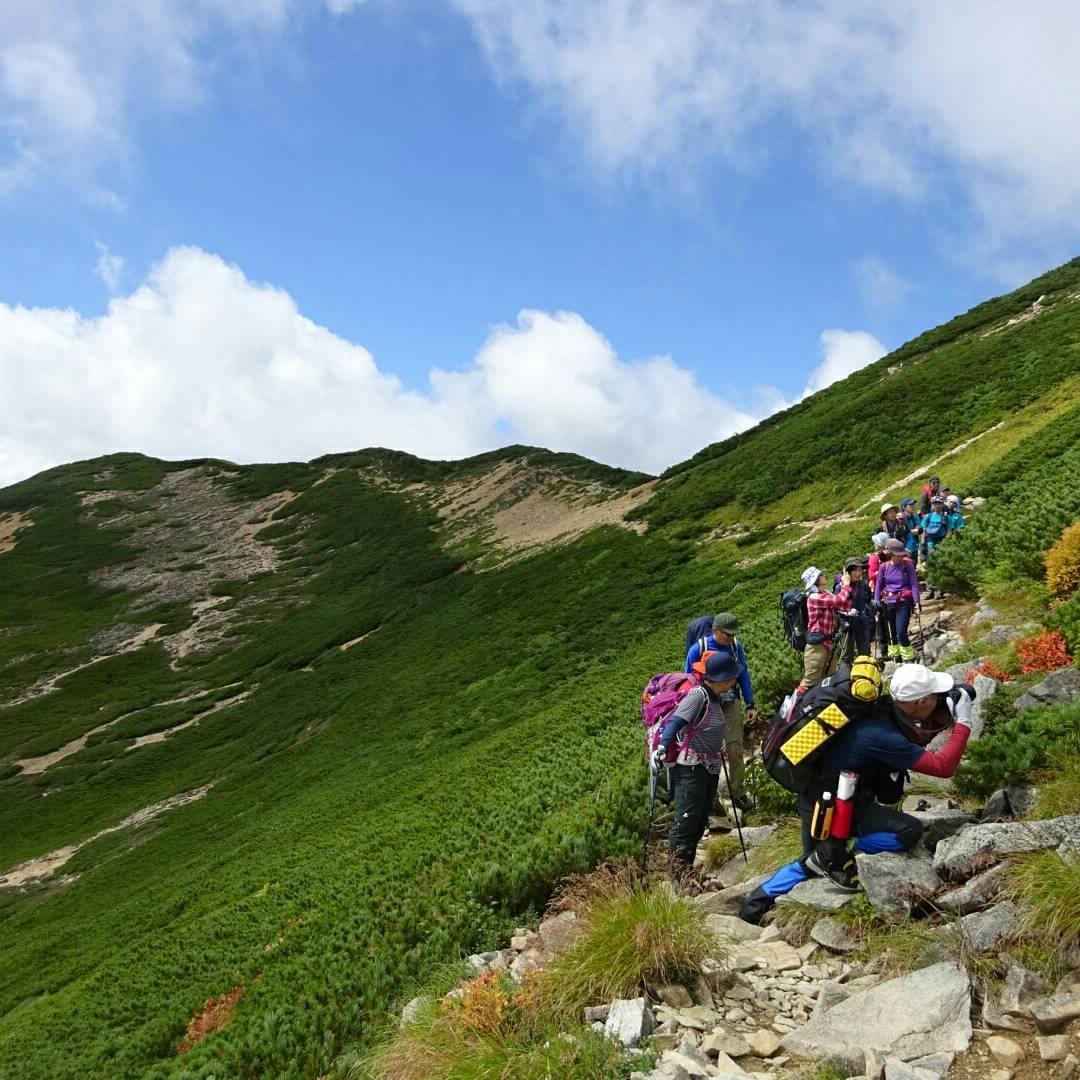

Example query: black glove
[947,683,977,704]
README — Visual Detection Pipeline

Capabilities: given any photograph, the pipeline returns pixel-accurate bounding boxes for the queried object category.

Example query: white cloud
[451,0,1080,266]
[0,246,763,487]
[853,255,913,313]
[94,242,125,293]
[0,1,289,195]
[802,328,886,399]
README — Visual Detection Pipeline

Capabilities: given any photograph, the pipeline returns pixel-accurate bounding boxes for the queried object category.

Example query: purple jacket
[874,558,920,604]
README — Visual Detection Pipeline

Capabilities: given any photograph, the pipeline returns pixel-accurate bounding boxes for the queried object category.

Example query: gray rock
[810,917,860,953]
[986,1034,1024,1068]
[652,983,695,1008]
[923,631,964,667]
[981,983,1027,1033]
[659,1041,714,1077]
[692,875,769,915]
[705,913,765,943]
[399,994,431,1029]
[537,910,581,955]
[883,1058,938,1080]
[948,901,1023,955]
[776,877,857,912]
[1004,783,1039,818]
[970,604,1000,627]
[1015,666,1080,711]
[737,825,778,847]
[856,850,942,915]
[725,940,803,973]
[936,862,1011,913]
[1030,987,1080,1033]
[902,795,954,813]
[746,1028,782,1057]
[583,1004,610,1022]
[985,625,1019,646]
[1000,961,1049,1016]
[701,1029,749,1057]
[1039,1035,1071,1061]
[933,815,1080,879]
[909,808,978,850]
[780,961,972,1075]
[906,1051,955,1080]
[605,997,655,1047]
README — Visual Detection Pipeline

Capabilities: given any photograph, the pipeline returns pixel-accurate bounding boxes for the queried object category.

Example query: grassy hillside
[1,261,1080,1077]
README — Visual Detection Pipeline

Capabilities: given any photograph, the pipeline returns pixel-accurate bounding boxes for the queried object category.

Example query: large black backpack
[762,658,883,793]
[684,615,715,656]
[780,589,809,652]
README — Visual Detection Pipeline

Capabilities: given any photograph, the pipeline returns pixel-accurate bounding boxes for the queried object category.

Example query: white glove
[650,747,667,772]
[947,689,974,729]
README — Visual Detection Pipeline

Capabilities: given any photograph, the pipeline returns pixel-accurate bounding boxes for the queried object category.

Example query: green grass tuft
[1006,850,1080,954]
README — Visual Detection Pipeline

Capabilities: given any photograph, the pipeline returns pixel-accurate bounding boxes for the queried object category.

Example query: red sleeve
[912,725,971,778]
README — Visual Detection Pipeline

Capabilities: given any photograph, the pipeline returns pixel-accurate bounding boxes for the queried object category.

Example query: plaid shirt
[806,584,852,641]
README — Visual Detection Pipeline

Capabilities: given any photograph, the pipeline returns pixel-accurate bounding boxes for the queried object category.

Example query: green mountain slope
[1,261,1080,1078]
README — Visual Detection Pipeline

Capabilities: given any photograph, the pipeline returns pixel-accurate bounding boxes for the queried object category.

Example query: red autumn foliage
[1015,628,1073,674]
[178,985,246,1052]
[966,659,1014,682]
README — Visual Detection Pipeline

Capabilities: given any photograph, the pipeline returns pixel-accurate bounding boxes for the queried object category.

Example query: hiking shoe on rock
[731,793,756,813]
[804,847,859,892]
[899,645,916,661]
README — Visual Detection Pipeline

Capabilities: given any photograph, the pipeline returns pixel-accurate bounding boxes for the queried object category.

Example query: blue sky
[3,1,1080,485]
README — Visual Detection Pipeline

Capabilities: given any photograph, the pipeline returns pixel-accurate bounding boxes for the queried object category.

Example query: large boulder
[933,814,1080,879]
[908,808,977,850]
[780,961,972,1075]
[948,901,1023,955]
[856,850,942,915]
[691,874,769,916]
[1014,666,1080,711]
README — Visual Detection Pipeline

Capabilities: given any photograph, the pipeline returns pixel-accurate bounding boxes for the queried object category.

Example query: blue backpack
[684,615,715,656]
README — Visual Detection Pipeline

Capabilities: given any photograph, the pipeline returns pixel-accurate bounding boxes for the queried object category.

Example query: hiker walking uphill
[874,538,921,660]
[650,652,744,878]
[798,566,852,690]
[741,663,977,923]
[685,613,758,812]
[880,503,909,549]
[922,494,955,599]
[919,475,943,514]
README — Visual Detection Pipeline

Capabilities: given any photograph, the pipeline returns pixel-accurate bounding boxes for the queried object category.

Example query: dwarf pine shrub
[1046,520,1080,597]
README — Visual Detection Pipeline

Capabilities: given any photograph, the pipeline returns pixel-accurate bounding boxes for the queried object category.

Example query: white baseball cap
[880,503,897,515]
[890,664,954,701]
[801,566,822,591]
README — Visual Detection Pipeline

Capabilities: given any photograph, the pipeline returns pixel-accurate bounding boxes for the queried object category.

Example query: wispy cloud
[853,256,913,314]
[94,242,125,293]
[451,0,1080,270]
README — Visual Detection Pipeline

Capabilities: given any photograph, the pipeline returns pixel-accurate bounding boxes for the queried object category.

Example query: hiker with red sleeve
[799,566,852,690]
[739,664,976,921]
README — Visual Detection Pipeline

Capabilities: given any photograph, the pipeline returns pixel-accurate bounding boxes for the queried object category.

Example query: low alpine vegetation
[532,862,712,1020]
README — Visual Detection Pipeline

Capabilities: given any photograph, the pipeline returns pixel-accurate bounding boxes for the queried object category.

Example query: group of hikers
[642,476,975,921]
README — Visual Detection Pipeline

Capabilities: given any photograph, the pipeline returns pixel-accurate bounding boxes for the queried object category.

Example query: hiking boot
[804,847,859,892]
[925,588,937,600]
[731,793,756,814]
[888,644,902,660]
[899,645,916,661]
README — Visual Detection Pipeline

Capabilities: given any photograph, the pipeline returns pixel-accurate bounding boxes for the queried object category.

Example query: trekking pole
[644,761,660,869]
[914,603,925,664]
[719,752,749,863]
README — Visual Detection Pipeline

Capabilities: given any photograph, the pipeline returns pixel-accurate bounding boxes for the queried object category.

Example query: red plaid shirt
[806,584,852,642]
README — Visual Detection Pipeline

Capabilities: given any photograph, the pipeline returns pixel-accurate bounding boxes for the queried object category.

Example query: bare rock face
[780,961,972,1075]
[775,878,857,912]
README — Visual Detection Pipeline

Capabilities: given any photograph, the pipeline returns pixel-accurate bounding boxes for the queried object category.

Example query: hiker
[867,532,890,587]
[899,499,923,566]
[685,613,758,812]
[874,538,920,660]
[880,503,909,548]
[740,664,976,922]
[921,495,950,598]
[651,651,743,877]
[840,557,875,658]
[799,566,852,690]
[945,494,965,534]
[919,476,942,514]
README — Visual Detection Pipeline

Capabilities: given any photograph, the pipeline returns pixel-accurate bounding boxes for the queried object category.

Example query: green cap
[712,612,740,635]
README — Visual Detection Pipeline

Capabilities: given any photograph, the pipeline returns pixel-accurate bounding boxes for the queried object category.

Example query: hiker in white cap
[798,566,852,690]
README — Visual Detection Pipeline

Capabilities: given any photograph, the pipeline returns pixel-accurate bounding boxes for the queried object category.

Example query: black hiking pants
[669,764,720,871]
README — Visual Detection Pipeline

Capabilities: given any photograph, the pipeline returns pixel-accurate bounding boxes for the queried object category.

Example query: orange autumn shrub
[967,659,1014,682]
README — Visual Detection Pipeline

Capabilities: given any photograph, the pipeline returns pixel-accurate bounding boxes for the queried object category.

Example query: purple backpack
[640,670,718,766]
